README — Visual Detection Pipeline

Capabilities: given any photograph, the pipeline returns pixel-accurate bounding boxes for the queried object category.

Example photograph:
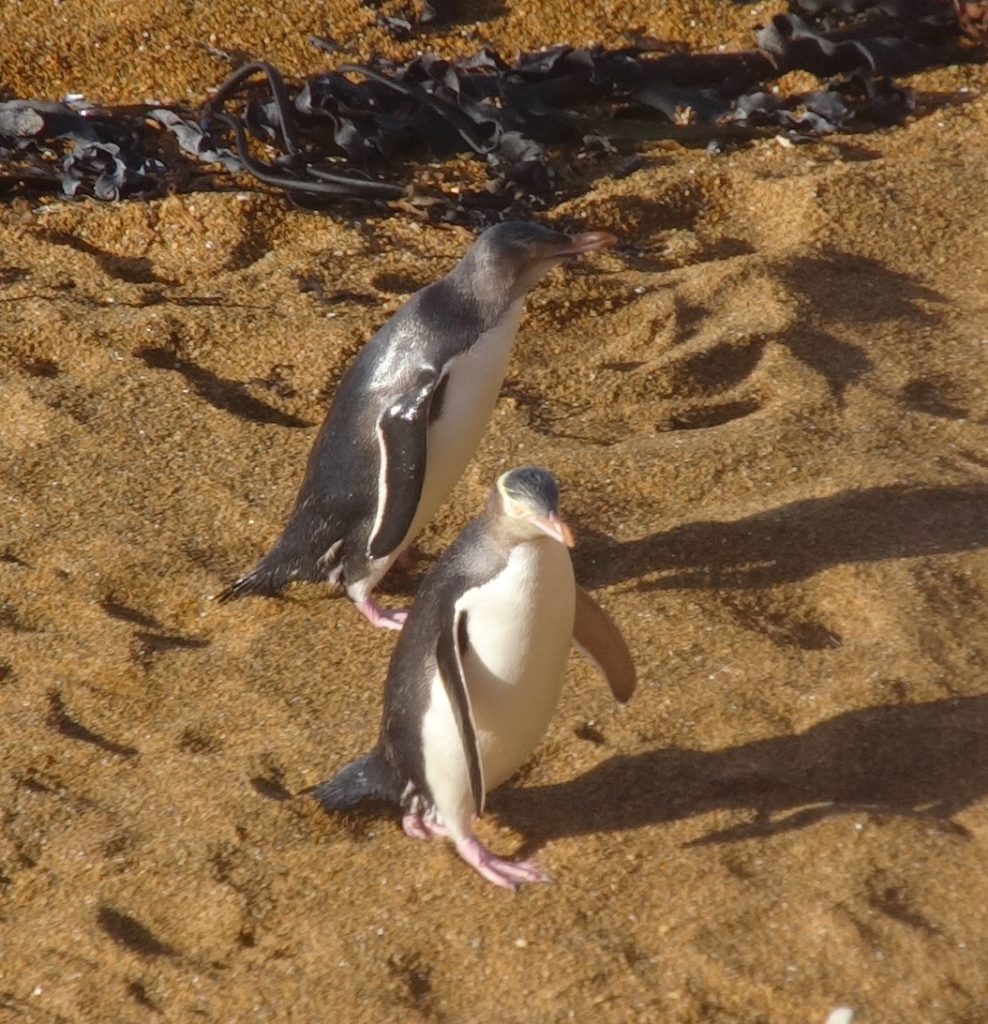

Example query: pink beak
[557,230,618,256]
[530,514,575,548]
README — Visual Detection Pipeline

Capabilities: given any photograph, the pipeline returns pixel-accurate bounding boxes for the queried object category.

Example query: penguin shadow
[377,557,430,599]
[40,231,170,285]
[134,343,312,429]
[766,250,945,404]
[571,482,988,593]
[493,694,988,853]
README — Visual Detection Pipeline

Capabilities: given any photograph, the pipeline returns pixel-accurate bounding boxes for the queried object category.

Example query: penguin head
[459,222,617,304]
[492,466,575,547]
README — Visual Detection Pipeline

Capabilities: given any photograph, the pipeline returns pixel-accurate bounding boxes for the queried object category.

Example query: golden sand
[2,3,987,1021]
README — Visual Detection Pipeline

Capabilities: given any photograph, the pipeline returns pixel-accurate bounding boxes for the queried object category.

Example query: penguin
[216,223,617,629]
[312,467,636,890]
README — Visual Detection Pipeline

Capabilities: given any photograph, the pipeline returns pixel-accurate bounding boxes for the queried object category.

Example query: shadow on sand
[573,483,988,591]
[493,695,988,853]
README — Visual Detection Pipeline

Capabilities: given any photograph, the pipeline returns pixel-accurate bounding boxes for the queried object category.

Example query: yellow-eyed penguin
[312,467,636,890]
[217,223,616,628]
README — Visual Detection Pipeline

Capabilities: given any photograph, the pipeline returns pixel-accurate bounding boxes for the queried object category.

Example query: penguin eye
[504,497,528,519]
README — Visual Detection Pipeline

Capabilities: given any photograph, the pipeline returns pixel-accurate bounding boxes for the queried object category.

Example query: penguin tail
[214,565,283,603]
[310,752,400,812]
[214,529,343,603]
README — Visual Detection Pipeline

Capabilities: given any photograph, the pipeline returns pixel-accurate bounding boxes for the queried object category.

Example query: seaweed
[0,0,984,222]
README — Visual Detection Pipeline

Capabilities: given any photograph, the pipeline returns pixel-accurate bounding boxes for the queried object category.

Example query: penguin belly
[458,539,576,791]
[398,299,525,552]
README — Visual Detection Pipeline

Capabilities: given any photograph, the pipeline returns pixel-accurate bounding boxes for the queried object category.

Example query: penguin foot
[401,812,449,840]
[402,813,431,840]
[454,836,552,891]
[354,600,408,630]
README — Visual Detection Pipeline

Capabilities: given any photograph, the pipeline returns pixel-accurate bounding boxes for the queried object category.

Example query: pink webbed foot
[402,813,431,840]
[422,817,448,838]
[454,836,552,892]
[401,812,449,841]
[354,599,408,631]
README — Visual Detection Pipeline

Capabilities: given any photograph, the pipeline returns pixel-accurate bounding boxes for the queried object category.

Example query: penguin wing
[573,585,637,703]
[435,606,486,815]
[367,369,445,559]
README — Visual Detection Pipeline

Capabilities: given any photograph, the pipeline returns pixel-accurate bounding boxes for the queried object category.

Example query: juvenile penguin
[312,467,636,890]
[217,223,616,628]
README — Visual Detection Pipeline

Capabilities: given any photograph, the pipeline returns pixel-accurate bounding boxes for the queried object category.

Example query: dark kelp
[1,0,984,222]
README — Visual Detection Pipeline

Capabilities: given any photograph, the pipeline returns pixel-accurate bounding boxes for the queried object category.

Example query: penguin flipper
[435,607,486,815]
[367,370,443,560]
[573,585,637,703]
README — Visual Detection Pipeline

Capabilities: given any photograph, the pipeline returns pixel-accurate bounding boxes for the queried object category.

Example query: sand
[2,2,988,1022]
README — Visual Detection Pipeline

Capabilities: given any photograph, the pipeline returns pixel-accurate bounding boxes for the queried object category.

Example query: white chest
[402,299,525,547]
[456,539,576,790]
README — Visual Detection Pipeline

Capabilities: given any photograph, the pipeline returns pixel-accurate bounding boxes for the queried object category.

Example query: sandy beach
[2,2,987,1021]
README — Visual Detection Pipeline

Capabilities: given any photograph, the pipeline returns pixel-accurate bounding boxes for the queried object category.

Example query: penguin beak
[529,514,575,548]
[557,231,618,256]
